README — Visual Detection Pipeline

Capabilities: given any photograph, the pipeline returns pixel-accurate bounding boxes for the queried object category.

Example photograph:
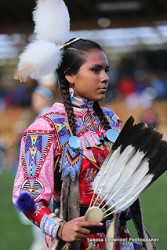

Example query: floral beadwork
[84,168,98,183]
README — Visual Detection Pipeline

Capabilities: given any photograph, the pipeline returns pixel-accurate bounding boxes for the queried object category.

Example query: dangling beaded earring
[69,87,74,97]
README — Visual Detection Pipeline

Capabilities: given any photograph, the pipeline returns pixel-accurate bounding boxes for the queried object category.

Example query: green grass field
[0,171,167,250]
[0,172,33,250]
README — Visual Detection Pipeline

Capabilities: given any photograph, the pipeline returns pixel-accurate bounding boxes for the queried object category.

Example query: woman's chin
[87,93,105,102]
[95,94,105,102]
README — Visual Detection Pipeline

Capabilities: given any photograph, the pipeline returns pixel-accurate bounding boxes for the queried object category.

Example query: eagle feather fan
[89,117,167,219]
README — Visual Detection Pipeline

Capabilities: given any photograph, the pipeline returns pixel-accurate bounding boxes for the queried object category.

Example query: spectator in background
[32,73,56,117]
[140,107,159,128]
[117,76,136,98]
[150,73,167,100]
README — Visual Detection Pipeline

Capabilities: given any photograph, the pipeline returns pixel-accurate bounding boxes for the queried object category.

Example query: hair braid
[93,101,111,131]
[59,80,77,136]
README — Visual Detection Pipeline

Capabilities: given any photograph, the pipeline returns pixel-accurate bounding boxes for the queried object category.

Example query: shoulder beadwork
[102,107,121,131]
[44,112,70,147]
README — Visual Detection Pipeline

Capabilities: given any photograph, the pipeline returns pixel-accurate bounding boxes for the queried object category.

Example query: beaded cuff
[40,213,64,238]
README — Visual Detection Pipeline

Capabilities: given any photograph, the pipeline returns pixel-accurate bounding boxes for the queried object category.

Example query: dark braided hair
[56,38,111,135]
[93,101,111,131]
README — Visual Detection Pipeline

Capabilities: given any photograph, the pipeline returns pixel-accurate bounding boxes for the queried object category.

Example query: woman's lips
[98,88,107,93]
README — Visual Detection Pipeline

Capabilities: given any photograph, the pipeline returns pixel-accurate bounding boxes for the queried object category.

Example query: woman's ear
[65,74,75,84]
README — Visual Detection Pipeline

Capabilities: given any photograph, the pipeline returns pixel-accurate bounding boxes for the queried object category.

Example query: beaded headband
[14,0,80,82]
[61,37,82,49]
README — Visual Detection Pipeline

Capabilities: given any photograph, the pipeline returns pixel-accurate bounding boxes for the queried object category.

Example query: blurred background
[0,0,167,249]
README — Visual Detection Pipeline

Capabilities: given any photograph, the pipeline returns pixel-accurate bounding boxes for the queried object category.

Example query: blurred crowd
[0,73,57,174]
[106,49,167,102]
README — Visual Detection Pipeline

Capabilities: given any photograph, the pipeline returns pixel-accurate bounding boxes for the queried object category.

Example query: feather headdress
[85,116,167,221]
[14,0,70,82]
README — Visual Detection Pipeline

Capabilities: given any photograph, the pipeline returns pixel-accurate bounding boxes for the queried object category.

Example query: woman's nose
[101,71,109,83]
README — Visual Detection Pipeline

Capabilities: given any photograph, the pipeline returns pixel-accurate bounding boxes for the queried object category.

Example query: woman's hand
[57,216,103,242]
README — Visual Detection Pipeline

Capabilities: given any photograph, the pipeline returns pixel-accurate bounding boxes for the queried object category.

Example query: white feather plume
[14,0,70,82]
[33,0,70,43]
[14,40,62,82]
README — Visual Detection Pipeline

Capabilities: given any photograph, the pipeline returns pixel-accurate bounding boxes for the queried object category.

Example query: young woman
[13,38,146,250]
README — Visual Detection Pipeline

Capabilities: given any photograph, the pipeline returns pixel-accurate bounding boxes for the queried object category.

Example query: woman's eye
[92,68,100,74]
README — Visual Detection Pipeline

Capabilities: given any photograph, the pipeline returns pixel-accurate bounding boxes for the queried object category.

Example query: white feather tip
[33,0,70,43]
[15,40,62,82]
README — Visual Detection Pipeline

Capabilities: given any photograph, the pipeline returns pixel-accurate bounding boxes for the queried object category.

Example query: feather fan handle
[33,0,70,43]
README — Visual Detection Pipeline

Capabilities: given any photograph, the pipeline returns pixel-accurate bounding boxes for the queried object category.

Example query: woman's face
[66,49,110,101]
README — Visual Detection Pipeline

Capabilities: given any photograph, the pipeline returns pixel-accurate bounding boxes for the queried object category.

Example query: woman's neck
[70,95,94,109]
